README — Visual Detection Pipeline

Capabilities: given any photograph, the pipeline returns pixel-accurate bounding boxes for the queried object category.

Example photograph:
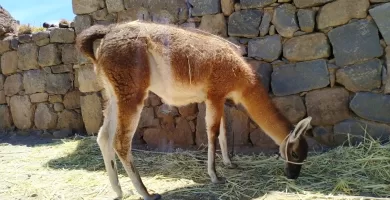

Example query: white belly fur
[147,49,207,107]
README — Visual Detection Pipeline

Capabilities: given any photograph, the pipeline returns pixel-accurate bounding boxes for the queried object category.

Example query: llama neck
[238,80,292,145]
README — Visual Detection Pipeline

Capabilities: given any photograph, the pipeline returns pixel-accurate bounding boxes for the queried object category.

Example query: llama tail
[76,24,113,63]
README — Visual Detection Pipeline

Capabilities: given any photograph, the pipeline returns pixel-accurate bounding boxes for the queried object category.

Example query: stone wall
[1,0,390,153]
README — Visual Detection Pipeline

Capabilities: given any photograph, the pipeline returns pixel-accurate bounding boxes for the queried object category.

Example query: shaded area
[45,137,390,200]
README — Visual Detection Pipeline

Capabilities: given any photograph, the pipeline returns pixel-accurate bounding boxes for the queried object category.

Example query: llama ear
[289,116,312,143]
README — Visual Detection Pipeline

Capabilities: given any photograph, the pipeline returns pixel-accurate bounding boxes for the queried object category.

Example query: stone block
[106,0,125,13]
[139,107,156,128]
[63,90,81,109]
[50,28,75,44]
[369,3,390,45]
[51,64,73,74]
[45,73,72,94]
[1,51,18,75]
[38,44,61,67]
[336,59,382,92]
[334,119,390,145]
[248,35,282,62]
[53,129,73,138]
[297,9,315,32]
[54,103,65,112]
[271,59,329,96]
[228,10,262,38]
[0,105,13,129]
[72,0,101,14]
[226,106,250,145]
[23,69,46,94]
[0,40,11,54]
[60,44,78,64]
[178,103,198,118]
[250,129,278,148]
[221,0,234,16]
[17,34,32,43]
[9,95,34,129]
[4,74,22,96]
[317,0,369,30]
[17,43,38,70]
[30,93,48,103]
[74,15,92,34]
[259,9,273,37]
[199,13,227,37]
[350,92,390,123]
[293,0,334,8]
[49,95,63,103]
[384,47,390,94]
[189,0,220,16]
[196,103,207,146]
[0,90,5,104]
[34,103,58,130]
[32,31,50,46]
[172,117,195,146]
[81,93,103,134]
[283,33,330,62]
[328,19,382,66]
[78,64,103,92]
[240,0,277,9]
[57,109,84,131]
[247,60,272,92]
[305,87,350,126]
[272,4,299,38]
[0,75,3,90]
[272,95,306,124]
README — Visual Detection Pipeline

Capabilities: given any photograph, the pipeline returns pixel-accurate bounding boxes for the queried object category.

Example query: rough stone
[305,87,350,126]
[272,4,299,38]
[328,64,339,88]
[9,95,34,129]
[18,34,32,43]
[350,92,390,123]
[189,0,220,16]
[117,8,150,22]
[32,31,50,46]
[272,95,306,124]
[271,59,329,96]
[0,6,18,39]
[0,105,12,129]
[92,8,108,20]
[336,59,382,92]
[78,64,104,92]
[30,93,48,103]
[259,9,273,37]
[38,44,61,67]
[328,20,383,66]
[17,43,39,70]
[54,103,65,112]
[199,13,227,37]
[149,93,162,106]
[172,117,195,146]
[53,129,73,138]
[247,60,272,92]
[384,47,390,94]
[81,93,103,134]
[196,103,207,146]
[293,0,334,8]
[51,64,73,74]
[370,0,390,2]
[4,73,22,96]
[34,103,58,130]
[106,0,125,13]
[226,106,250,145]
[139,107,156,128]
[248,35,282,62]
[317,0,369,30]
[0,75,3,90]
[369,3,390,45]
[240,0,277,9]
[1,51,18,75]
[57,109,84,131]
[228,10,263,38]
[49,95,63,103]
[63,90,81,109]
[23,69,46,94]
[283,33,330,62]
[74,15,92,34]
[334,119,390,145]
[72,0,101,14]
[143,129,171,150]
[0,90,5,104]
[297,9,315,32]
[221,0,234,16]
[250,129,278,148]
[60,45,77,65]
[178,103,198,118]
[45,73,72,95]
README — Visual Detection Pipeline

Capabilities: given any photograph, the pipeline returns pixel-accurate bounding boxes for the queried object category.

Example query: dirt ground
[0,132,389,200]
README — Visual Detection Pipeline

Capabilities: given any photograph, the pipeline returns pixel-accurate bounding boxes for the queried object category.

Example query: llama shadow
[45,137,388,200]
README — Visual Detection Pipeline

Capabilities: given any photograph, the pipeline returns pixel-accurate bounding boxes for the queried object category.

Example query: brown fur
[76,20,312,200]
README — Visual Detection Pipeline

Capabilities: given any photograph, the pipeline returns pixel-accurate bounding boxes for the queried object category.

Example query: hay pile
[126,136,390,200]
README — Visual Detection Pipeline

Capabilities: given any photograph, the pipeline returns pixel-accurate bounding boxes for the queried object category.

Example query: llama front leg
[218,117,237,169]
[205,99,226,184]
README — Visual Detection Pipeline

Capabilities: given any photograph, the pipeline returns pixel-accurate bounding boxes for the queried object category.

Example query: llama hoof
[145,193,161,200]
[225,163,238,169]
[212,177,226,184]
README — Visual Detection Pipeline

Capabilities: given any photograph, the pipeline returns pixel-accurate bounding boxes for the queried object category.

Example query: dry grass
[18,24,46,35]
[0,134,389,200]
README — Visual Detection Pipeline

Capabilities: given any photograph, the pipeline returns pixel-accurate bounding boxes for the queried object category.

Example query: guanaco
[76,20,313,200]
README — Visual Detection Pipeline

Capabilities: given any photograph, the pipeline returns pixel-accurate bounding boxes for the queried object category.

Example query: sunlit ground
[0,135,389,200]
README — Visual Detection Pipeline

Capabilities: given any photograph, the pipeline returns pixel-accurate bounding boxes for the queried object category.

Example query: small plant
[31,26,45,33]
[59,19,70,28]
[18,24,32,35]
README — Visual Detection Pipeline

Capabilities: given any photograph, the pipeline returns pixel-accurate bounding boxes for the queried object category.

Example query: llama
[76,20,312,200]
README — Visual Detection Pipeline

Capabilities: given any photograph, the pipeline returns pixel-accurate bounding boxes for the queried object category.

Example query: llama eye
[291,152,299,159]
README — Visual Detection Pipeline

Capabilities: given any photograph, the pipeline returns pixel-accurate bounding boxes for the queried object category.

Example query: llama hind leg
[97,99,123,198]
